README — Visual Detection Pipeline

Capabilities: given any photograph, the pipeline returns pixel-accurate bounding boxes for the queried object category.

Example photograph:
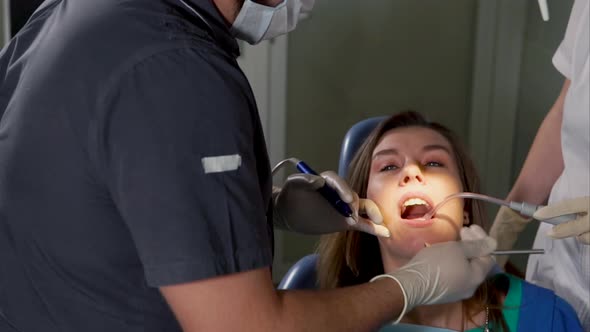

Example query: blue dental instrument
[272,158,354,218]
[294,159,354,218]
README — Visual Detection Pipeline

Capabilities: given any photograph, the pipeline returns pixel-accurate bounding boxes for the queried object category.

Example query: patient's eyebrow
[372,148,399,159]
[422,144,452,155]
[373,145,452,159]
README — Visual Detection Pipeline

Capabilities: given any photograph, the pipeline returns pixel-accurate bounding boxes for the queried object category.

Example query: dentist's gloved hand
[536,196,590,245]
[489,206,532,267]
[272,171,390,237]
[371,225,496,323]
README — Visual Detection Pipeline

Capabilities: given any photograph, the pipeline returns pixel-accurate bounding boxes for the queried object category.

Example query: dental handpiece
[272,158,354,218]
[294,160,354,218]
[418,192,577,256]
[421,192,578,225]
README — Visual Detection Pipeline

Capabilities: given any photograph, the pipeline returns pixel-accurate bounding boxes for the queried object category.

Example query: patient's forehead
[374,126,453,153]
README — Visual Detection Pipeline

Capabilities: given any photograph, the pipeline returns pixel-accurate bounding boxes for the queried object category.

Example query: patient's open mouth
[399,194,434,220]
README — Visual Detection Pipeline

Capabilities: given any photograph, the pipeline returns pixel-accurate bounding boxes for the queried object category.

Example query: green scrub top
[466,274,522,332]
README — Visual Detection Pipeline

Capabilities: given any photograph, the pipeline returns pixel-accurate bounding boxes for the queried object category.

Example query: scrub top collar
[176,0,241,58]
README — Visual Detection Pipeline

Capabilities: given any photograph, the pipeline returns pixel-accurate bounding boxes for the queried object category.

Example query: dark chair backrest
[278,116,386,290]
[337,117,387,178]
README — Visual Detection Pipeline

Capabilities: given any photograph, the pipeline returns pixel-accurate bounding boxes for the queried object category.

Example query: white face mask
[231,0,315,45]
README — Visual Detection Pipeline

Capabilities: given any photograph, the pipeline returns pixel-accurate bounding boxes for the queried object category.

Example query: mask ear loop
[177,0,213,30]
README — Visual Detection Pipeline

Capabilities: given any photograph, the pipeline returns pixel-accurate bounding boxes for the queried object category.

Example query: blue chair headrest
[277,254,319,290]
[337,116,387,177]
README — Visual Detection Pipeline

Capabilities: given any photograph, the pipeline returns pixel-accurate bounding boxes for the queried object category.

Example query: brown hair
[316,111,508,331]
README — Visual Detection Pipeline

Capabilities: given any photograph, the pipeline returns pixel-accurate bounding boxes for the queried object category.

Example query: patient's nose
[399,165,425,186]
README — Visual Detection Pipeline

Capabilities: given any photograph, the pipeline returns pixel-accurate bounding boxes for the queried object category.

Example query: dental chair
[277,117,386,290]
[277,116,505,290]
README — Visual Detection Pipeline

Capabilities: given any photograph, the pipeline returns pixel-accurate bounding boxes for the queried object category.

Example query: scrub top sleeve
[552,0,585,79]
[97,48,273,287]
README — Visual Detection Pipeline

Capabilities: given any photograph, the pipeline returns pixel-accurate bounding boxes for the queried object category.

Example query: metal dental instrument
[424,244,544,256]
[420,192,578,226]
[417,192,580,256]
[272,158,354,219]
[492,249,545,255]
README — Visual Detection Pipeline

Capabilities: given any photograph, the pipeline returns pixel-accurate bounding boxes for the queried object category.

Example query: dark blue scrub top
[0,0,273,331]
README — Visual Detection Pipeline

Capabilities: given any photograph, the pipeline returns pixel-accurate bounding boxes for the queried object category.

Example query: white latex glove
[371,225,496,323]
[489,206,531,267]
[535,196,590,245]
[273,171,390,237]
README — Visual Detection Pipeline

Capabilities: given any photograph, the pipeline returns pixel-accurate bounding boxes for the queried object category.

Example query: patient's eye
[380,164,399,172]
[425,161,444,167]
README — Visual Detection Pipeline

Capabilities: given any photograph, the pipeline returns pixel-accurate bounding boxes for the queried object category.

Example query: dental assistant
[0,0,497,331]
[490,0,590,329]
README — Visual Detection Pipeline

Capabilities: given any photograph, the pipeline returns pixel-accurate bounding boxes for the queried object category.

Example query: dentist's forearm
[161,267,405,332]
[275,279,405,332]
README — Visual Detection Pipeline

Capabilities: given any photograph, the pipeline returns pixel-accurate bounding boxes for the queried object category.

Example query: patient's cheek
[382,213,399,229]
[434,212,463,234]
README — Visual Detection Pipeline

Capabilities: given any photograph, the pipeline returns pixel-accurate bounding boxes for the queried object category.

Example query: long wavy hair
[317,111,508,331]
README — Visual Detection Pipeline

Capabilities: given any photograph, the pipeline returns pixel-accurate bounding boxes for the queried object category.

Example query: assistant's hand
[535,196,590,245]
[489,206,532,267]
[272,171,390,237]
[371,225,496,323]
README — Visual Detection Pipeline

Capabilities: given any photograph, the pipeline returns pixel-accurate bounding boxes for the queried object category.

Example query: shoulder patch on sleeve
[201,154,242,174]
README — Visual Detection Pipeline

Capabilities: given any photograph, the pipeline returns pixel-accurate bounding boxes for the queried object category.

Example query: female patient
[317,111,581,331]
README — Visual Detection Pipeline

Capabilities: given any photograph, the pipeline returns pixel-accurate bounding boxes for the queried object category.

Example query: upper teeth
[403,198,428,207]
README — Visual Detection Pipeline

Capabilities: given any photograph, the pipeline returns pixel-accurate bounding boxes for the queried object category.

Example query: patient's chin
[381,236,430,259]
[382,229,458,259]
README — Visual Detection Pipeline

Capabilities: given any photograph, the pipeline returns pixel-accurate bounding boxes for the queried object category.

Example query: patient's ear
[463,211,470,225]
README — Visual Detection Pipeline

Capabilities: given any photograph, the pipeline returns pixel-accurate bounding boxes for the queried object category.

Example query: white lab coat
[526,0,590,330]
